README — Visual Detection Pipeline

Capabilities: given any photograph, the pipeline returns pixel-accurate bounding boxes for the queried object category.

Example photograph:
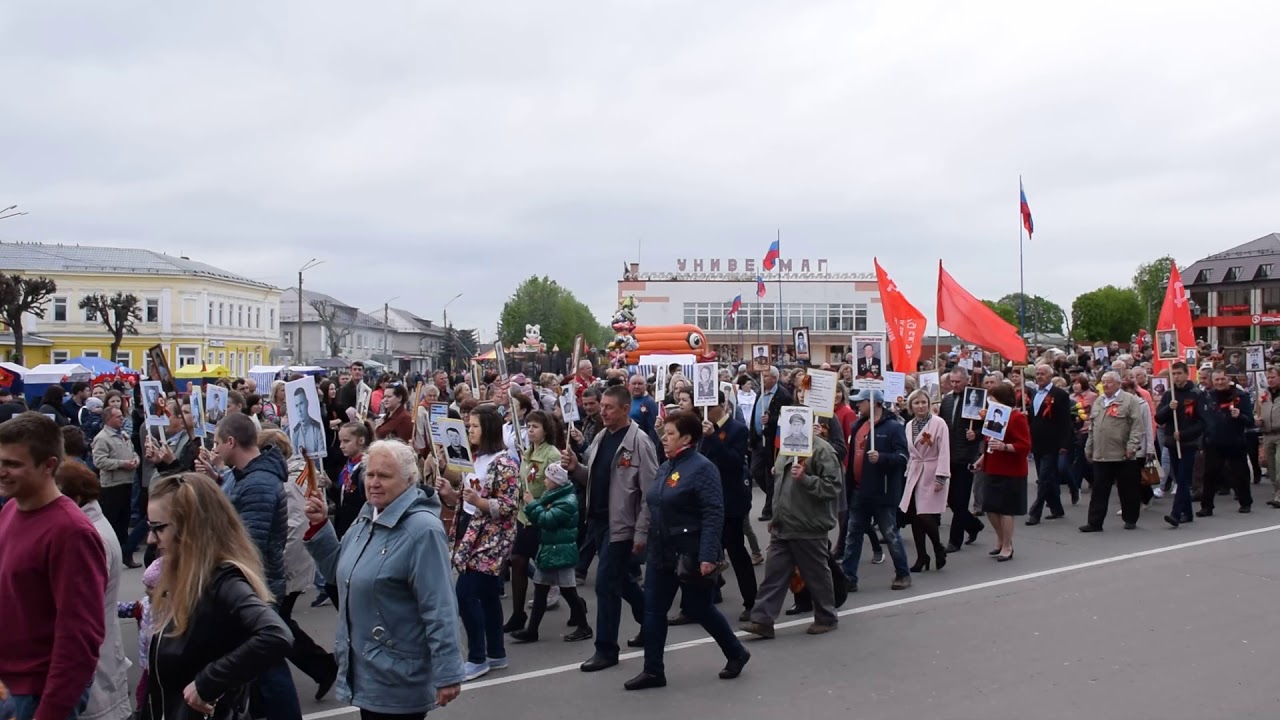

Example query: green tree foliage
[0,274,57,364]
[1071,286,1143,342]
[499,277,608,350]
[983,293,1066,335]
[1132,255,1176,331]
[79,292,142,363]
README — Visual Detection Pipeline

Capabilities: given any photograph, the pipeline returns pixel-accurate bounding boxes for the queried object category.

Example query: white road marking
[302,522,1280,718]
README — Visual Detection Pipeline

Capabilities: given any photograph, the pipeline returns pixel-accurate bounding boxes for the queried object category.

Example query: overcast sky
[2,1,1277,340]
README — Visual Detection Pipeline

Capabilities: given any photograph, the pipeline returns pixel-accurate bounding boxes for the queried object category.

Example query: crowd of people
[1,334,1277,719]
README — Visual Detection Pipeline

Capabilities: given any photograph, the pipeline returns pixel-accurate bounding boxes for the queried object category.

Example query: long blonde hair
[150,472,272,635]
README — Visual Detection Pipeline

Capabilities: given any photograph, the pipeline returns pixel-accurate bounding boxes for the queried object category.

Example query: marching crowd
[2,336,1278,720]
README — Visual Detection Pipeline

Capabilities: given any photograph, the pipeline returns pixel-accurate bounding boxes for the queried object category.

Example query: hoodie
[227,446,289,598]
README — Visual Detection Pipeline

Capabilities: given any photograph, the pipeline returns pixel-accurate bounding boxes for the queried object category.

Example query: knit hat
[86,397,104,411]
[545,463,569,488]
[142,557,164,588]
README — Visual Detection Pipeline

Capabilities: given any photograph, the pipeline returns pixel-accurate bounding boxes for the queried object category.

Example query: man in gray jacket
[561,385,657,673]
[90,407,138,546]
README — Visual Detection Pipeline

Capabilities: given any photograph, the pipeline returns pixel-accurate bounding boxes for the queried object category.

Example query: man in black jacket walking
[939,368,983,551]
[749,366,792,521]
[1026,364,1076,525]
[1197,367,1254,517]
[700,392,756,621]
[1156,362,1206,527]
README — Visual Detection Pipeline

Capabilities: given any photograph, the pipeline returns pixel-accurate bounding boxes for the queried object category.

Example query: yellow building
[1,242,282,375]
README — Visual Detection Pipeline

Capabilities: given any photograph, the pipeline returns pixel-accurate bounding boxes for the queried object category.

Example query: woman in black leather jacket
[624,410,749,692]
[143,473,293,720]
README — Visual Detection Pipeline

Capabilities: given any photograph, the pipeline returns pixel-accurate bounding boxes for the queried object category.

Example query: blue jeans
[455,570,505,664]
[12,687,90,720]
[588,519,644,661]
[842,499,910,584]
[1169,445,1198,521]
[1029,452,1067,519]
[254,604,302,720]
[641,564,745,676]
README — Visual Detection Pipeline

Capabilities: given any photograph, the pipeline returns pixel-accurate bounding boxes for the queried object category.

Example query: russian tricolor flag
[728,294,742,317]
[1020,179,1034,238]
[762,239,780,271]
[756,276,766,298]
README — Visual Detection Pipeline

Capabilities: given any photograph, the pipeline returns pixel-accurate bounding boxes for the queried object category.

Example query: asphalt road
[114,483,1280,720]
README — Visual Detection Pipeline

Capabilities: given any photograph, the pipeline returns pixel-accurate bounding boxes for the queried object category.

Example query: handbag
[677,551,723,588]
[1140,459,1161,486]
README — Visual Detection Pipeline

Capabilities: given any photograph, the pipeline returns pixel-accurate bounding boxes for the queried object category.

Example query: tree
[0,274,57,364]
[311,299,353,358]
[79,292,142,363]
[1132,255,1177,332]
[1071,285,1144,342]
[498,276,609,351]
[984,293,1066,335]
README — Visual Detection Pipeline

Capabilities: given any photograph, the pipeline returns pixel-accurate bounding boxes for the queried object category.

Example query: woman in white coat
[898,390,952,572]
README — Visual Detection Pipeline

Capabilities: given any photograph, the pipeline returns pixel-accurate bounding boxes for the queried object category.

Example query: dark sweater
[0,496,107,720]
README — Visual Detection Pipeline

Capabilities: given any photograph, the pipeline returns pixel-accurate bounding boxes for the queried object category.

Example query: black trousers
[98,484,133,547]
[721,515,758,609]
[1202,445,1252,510]
[1087,460,1142,527]
[279,592,338,684]
[750,444,775,516]
[946,463,984,547]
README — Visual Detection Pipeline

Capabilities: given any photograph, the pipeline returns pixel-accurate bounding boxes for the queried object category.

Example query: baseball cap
[851,388,883,404]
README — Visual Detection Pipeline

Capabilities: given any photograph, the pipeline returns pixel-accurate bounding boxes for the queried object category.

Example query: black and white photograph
[204,384,227,434]
[982,400,1012,441]
[146,344,174,388]
[1093,346,1109,364]
[961,387,987,420]
[1157,329,1179,361]
[356,381,372,420]
[1254,371,1268,394]
[778,405,814,457]
[141,380,167,428]
[559,384,579,422]
[1185,347,1198,364]
[918,371,940,403]
[1247,345,1265,372]
[571,333,584,377]
[752,344,770,372]
[285,377,327,459]
[1150,375,1169,399]
[852,334,885,378]
[439,417,474,471]
[693,361,718,407]
[496,342,509,378]
[188,382,206,438]
[972,349,984,366]
[793,326,811,362]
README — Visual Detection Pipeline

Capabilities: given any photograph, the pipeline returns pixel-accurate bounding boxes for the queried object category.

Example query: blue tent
[69,356,136,377]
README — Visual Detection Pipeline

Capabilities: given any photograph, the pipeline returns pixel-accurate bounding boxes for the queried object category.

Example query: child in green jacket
[511,463,593,643]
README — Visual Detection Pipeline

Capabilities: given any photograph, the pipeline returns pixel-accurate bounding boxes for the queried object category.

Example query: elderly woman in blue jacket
[303,439,465,718]
[624,410,750,692]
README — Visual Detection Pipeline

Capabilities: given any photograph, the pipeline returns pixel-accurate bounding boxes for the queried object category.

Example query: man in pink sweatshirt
[0,412,107,720]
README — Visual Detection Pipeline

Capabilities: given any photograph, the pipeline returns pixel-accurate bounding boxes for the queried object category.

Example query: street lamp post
[443,293,463,371]
[382,295,400,368]
[297,259,324,362]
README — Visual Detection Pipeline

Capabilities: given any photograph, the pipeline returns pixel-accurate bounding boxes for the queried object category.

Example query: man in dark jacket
[699,393,755,620]
[1027,364,1076,524]
[749,367,793,521]
[1156,362,1206,528]
[214,412,302,720]
[841,389,912,591]
[939,368,983,551]
[1197,367,1254,516]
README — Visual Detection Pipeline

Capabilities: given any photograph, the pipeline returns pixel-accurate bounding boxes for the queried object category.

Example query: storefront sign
[1220,304,1251,312]
[677,258,831,274]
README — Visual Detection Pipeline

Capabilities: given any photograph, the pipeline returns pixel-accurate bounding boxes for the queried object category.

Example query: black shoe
[1239,506,1252,513]
[668,613,693,626]
[848,582,858,593]
[1025,517,1041,526]
[988,548,1002,556]
[910,555,931,573]
[1070,487,1080,505]
[1267,500,1280,508]
[1078,525,1103,533]
[1195,509,1213,517]
[944,543,962,553]
[624,672,667,691]
[626,632,645,648]
[503,612,527,634]
[580,655,618,672]
[935,549,947,570]
[1046,513,1066,520]
[784,603,812,616]
[563,626,593,642]
[510,629,539,643]
[315,660,337,701]
[995,550,1015,562]
[757,512,772,522]
[123,555,142,570]
[720,651,751,680]
[965,527,981,545]
[310,592,331,609]
[1123,522,1137,530]
[1164,514,1180,528]
[738,608,752,622]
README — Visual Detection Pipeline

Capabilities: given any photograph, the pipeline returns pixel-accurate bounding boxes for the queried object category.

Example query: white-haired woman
[304,439,465,717]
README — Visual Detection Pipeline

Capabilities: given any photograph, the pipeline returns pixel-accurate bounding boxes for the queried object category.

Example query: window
[238,305,244,327]
[84,304,98,322]
[855,304,868,332]
[218,351,226,366]
[1218,288,1251,315]
[1258,264,1273,280]
[208,302,214,325]
[283,331,293,348]
[176,347,198,367]
[1225,266,1242,281]
[51,350,69,363]
[269,308,276,331]
[115,351,131,369]
[53,297,67,322]
[81,349,100,358]
[218,303,225,326]
[255,307,262,329]
[1195,269,1214,283]
[1264,287,1280,314]
[207,351,215,365]
[146,298,160,323]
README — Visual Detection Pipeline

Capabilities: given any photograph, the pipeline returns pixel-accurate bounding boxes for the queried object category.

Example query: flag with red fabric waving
[727,294,742,319]
[937,261,1028,363]
[763,239,780,271]
[1020,179,1034,238]
[756,276,766,298]
[1152,264,1195,375]
[874,258,927,372]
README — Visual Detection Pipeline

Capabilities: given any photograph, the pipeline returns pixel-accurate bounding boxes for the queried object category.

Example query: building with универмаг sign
[1184,232,1280,348]
[617,257,883,367]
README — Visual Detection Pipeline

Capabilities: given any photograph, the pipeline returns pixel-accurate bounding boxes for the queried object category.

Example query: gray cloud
[1,0,1277,339]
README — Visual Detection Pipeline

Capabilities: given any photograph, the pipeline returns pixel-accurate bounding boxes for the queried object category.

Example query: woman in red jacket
[976,382,1031,562]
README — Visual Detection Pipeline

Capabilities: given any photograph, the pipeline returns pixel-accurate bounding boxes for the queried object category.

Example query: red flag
[1152,264,1195,374]
[936,261,1027,363]
[874,258,927,371]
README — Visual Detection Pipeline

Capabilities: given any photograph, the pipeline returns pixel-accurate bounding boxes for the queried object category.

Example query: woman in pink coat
[898,389,952,572]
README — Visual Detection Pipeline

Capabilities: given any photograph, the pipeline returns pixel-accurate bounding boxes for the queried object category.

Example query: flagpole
[1018,176,1026,344]
[936,260,943,372]
[776,228,784,363]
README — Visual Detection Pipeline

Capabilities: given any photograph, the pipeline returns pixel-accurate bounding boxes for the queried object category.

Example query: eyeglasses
[147,521,170,535]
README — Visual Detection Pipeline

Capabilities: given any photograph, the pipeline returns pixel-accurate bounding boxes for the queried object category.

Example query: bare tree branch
[310,299,353,357]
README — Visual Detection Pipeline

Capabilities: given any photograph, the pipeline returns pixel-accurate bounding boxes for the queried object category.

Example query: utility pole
[443,292,463,371]
[382,295,400,367]
[297,258,323,362]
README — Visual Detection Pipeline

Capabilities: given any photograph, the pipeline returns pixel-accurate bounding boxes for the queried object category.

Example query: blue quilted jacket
[227,446,289,599]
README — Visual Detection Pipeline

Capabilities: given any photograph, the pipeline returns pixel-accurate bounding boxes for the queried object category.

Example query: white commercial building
[618,255,884,366]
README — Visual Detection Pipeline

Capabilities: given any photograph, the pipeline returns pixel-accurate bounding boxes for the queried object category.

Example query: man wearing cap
[842,389,912,591]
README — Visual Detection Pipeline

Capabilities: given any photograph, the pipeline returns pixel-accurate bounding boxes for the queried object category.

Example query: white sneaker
[487,656,509,670]
[1152,487,1165,498]
[464,661,490,682]
[547,586,561,609]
